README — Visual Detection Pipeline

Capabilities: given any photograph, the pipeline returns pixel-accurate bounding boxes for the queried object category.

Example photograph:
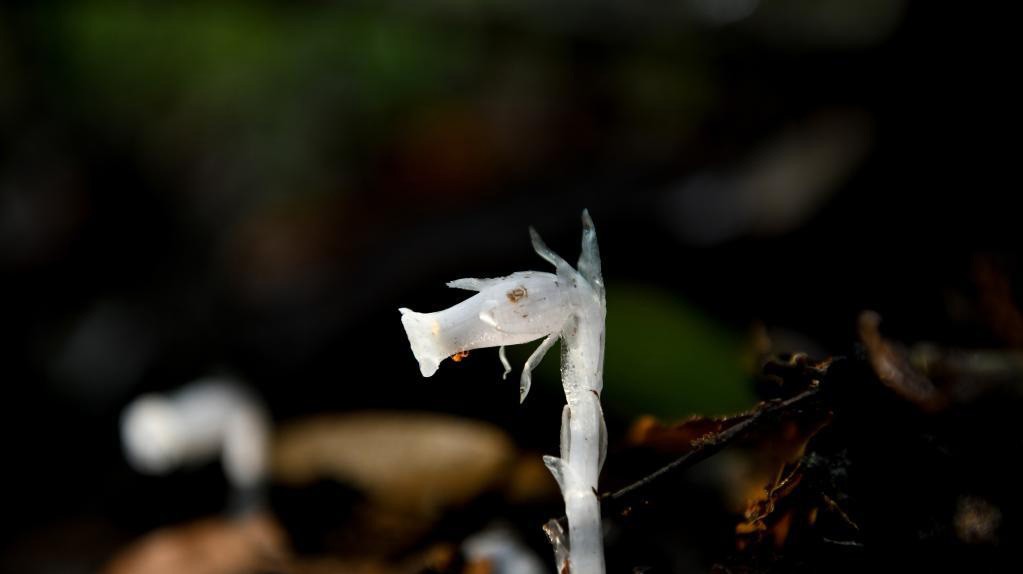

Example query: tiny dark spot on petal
[507,286,528,303]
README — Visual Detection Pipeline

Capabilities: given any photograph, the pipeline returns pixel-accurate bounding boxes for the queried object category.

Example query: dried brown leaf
[104,513,287,574]
[627,411,755,454]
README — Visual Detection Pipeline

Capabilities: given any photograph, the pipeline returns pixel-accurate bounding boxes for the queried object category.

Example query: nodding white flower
[399,271,572,383]
[400,211,605,403]
[401,210,608,573]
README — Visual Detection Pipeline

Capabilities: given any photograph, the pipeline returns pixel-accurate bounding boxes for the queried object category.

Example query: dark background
[0,1,1017,571]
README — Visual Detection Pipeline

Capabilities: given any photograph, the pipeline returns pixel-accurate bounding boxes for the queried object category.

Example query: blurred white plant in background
[121,377,270,500]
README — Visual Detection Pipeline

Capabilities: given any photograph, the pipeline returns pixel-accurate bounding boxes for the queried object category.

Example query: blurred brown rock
[272,412,517,515]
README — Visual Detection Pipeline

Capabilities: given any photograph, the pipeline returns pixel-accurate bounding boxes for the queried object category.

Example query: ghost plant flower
[121,377,270,501]
[400,210,607,573]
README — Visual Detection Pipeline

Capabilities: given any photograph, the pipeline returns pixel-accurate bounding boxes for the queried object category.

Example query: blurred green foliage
[43,2,484,219]
[54,2,474,122]
[604,283,755,417]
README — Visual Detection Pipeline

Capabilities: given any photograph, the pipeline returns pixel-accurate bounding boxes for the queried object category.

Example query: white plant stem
[545,306,606,573]
[400,210,607,573]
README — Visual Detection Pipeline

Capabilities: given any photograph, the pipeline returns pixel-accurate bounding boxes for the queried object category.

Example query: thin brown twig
[606,385,821,506]
[551,384,823,528]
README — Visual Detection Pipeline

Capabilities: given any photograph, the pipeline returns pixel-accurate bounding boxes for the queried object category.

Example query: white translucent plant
[400,210,607,573]
[121,377,270,496]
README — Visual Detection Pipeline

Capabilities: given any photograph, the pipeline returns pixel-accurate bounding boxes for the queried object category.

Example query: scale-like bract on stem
[400,210,607,573]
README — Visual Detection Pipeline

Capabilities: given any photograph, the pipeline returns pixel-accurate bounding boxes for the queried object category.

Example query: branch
[605,385,821,509]
[549,384,823,530]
